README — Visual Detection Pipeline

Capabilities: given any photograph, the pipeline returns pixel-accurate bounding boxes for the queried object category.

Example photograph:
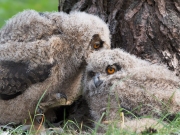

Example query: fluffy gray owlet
[83,49,180,131]
[0,10,111,125]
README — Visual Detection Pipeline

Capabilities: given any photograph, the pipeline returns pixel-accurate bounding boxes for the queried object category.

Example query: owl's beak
[93,73,103,88]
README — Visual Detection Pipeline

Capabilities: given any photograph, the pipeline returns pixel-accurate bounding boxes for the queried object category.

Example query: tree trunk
[61,0,180,76]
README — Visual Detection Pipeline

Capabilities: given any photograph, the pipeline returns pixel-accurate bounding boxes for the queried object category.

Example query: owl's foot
[37,93,67,114]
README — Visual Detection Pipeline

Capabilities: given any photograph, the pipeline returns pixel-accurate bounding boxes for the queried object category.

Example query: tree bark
[61,0,180,76]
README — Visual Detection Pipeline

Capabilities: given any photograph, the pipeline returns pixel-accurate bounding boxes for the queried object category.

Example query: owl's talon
[52,93,67,102]
[36,115,44,124]
[37,105,45,114]
[37,92,67,114]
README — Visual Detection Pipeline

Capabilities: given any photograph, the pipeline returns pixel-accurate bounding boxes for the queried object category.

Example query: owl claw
[37,105,45,114]
[37,93,67,114]
[36,115,44,124]
[52,93,67,101]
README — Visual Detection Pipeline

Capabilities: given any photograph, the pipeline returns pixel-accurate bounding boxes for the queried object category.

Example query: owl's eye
[93,44,100,49]
[90,34,104,50]
[106,66,115,74]
[106,64,121,75]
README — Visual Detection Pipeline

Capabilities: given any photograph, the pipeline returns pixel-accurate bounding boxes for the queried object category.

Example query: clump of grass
[0,108,180,135]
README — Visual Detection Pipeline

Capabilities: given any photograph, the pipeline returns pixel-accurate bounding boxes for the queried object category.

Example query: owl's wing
[0,60,53,100]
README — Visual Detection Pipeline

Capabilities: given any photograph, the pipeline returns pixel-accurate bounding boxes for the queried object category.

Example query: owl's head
[83,49,135,97]
[49,11,111,54]
[83,49,179,97]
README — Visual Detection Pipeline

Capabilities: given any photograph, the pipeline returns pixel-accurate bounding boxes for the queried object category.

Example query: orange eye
[93,44,100,49]
[106,67,115,74]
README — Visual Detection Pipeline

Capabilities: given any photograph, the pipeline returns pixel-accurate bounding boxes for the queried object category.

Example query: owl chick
[0,10,110,125]
[83,49,180,129]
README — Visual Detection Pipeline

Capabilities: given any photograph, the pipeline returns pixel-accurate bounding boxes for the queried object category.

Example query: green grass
[0,112,180,134]
[0,0,58,28]
[1,85,179,135]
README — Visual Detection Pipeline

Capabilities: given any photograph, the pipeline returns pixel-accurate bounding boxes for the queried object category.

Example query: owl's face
[53,11,111,57]
[83,49,127,96]
[71,11,112,58]
[83,49,140,97]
